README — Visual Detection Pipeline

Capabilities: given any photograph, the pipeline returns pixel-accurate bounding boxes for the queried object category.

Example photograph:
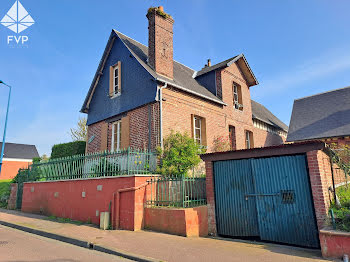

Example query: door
[213,154,319,248]
[214,159,259,237]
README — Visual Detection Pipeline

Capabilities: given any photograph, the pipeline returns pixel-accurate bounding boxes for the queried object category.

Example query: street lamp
[0,80,11,175]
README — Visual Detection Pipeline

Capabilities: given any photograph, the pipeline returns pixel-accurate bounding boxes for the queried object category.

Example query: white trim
[2,158,32,162]
[157,78,226,106]
[111,120,121,152]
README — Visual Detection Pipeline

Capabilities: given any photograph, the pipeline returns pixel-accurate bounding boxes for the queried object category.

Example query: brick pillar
[306,150,333,230]
[205,161,217,235]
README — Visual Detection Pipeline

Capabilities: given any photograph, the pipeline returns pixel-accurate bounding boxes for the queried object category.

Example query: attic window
[233,83,243,111]
[109,61,121,97]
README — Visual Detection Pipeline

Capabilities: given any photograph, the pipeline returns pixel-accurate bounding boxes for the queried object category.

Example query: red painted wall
[319,230,350,258]
[0,160,31,180]
[144,206,208,237]
[21,175,152,230]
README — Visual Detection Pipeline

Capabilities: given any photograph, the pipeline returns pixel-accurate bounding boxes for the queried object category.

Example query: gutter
[156,78,226,106]
[156,83,168,148]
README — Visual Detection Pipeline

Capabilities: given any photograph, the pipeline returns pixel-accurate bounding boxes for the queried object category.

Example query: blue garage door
[213,154,319,248]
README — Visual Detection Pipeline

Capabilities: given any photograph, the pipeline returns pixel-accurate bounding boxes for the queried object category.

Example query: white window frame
[111,120,121,152]
[193,116,202,145]
[245,131,252,149]
[113,65,120,96]
[233,83,243,110]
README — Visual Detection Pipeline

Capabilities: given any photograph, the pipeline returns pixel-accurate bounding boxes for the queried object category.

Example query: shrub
[51,141,86,159]
[330,185,350,231]
[156,131,206,177]
[211,135,231,152]
[0,180,12,208]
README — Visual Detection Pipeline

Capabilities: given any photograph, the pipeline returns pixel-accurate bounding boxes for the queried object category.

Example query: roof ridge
[0,142,36,147]
[295,86,350,101]
[114,29,197,72]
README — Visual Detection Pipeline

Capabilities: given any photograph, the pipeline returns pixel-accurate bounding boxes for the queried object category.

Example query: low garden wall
[144,205,208,237]
[319,229,350,258]
[21,175,154,230]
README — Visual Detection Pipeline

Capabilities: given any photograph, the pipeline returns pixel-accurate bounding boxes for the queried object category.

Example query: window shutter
[109,66,114,97]
[120,115,130,150]
[190,114,194,138]
[201,117,207,146]
[117,61,122,93]
[100,122,108,151]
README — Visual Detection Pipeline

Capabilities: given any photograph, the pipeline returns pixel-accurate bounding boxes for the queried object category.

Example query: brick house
[0,142,39,180]
[287,86,350,147]
[81,6,287,154]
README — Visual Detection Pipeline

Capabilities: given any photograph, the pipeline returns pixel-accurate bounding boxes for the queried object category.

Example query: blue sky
[0,0,349,155]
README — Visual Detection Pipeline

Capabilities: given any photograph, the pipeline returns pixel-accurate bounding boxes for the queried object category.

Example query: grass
[47,215,84,225]
[330,185,350,232]
[0,179,12,208]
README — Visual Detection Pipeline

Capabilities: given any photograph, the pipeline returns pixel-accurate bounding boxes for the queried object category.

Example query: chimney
[147,6,174,79]
[207,59,211,67]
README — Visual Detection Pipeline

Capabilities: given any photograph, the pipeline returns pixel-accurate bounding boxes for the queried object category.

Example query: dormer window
[233,83,243,111]
[109,61,121,97]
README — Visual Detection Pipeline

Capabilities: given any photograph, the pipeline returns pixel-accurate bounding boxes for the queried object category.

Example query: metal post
[0,81,11,175]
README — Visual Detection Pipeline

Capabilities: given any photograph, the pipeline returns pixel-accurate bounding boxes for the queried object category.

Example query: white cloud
[255,48,350,97]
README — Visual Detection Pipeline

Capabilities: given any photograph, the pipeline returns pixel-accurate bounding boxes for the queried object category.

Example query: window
[114,66,120,95]
[109,61,121,97]
[111,120,122,152]
[245,130,253,149]
[193,116,202,145]
[229,126,236,150]
[233,83,243,110]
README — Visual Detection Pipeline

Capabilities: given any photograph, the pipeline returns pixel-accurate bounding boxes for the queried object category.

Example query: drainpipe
[158,83,167,148]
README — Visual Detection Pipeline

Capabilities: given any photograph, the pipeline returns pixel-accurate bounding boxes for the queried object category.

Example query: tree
[156,131,206,177]
[70,117,87,141]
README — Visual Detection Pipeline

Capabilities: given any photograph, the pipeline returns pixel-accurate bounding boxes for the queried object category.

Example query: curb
[0,220,159,262]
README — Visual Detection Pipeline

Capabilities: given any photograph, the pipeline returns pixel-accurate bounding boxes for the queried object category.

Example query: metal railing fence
[146,176,207,208]
[19,148,157,183]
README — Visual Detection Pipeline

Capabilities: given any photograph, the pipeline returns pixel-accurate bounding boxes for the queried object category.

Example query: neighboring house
[81,6,287,154]
[0,142,39,180]
[287,86,350,147]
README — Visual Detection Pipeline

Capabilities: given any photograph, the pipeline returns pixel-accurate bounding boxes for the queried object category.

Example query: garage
[201,142,340,249]
[214,155,319,248]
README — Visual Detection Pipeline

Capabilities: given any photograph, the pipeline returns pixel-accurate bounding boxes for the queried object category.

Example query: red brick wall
[86,103,160,153]
[0,160,31,180]
[253,127,286,148]
[144,206,208,237]
[162,62,285,152]
[306,150,348,229]
[205,161,217,235]
[21,176,152,231]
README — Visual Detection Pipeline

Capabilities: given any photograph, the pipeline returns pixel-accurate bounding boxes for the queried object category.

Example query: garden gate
[214,154,319,248]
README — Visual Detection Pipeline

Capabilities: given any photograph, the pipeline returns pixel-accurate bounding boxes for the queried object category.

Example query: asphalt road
[0,225,131,262]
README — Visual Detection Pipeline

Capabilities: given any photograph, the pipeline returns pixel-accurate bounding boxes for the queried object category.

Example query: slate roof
[251,100,288,132]
[196,56,239,77]
[82,30,287,132]
[287,86,350,142]
[114,30,225,105]
[0,142,39,160]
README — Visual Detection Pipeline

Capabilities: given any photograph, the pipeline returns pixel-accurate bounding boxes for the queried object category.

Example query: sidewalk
[0,209,333,262]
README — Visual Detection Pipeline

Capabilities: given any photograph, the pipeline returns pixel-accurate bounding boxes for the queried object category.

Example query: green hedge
[51,141,86,159]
